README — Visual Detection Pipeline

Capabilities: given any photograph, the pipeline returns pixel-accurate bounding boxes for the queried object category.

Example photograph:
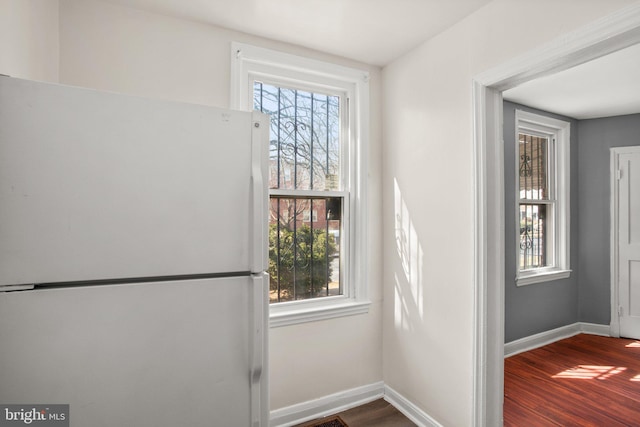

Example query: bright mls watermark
[0,405,68,426]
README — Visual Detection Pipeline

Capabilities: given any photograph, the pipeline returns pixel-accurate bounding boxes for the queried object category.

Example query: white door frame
[610,145,640,339]
[472,4,640,426]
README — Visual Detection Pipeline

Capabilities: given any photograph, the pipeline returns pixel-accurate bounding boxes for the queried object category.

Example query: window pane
[519,133,548,200]
[254,82,341,191]
[268,196,341,303]
[519,203,548,269]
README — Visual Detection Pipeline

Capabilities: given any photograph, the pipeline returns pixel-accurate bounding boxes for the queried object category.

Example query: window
[231,43,370,325]
[515,110,571,286]
[255,82,343,303]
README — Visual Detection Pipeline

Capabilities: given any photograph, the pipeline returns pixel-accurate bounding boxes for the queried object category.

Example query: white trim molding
[504,323,611,358]
[269,382,445,427]
[611,147,621,339]
[472,3,640,426]
[269,382,384,427]
[269,299,370,328]
[476,5,640,93]
[472,80,504,427]
[384,385,444,427]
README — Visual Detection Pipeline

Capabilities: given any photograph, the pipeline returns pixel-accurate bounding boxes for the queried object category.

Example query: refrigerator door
[0,77,268,287]
[0,275,268,427]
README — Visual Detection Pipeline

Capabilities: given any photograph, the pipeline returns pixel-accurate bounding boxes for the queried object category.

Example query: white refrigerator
[0,76,269,427]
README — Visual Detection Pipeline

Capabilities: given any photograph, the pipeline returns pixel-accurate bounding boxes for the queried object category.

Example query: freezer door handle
[250,112,269,273]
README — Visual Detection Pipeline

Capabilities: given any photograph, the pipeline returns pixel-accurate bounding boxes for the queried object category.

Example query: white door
[612,146,640,339]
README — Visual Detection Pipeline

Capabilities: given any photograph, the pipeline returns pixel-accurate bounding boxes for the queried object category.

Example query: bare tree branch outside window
[254,82,343,302]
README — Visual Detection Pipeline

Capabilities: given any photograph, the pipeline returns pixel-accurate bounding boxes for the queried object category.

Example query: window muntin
[254,81,347,303]
[515,110,570,286]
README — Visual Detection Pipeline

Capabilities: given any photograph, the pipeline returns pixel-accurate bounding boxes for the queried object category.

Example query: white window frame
[515,110,571,286]
[231,42,370,326]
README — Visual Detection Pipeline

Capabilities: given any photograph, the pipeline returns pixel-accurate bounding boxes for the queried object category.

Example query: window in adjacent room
[231,42,370,325]
[515,110,571,286]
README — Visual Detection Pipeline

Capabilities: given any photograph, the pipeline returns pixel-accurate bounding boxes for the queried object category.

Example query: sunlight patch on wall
[394,273,412,332]
[552,365,626,380]
[393,178,424,330]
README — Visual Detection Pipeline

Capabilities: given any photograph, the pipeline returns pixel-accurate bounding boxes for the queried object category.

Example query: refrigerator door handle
[250,112,269,274]
[250,272,269,427]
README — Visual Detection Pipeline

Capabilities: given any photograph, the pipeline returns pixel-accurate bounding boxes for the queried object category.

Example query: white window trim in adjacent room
[230,42,370,327]
[515,110,571,286]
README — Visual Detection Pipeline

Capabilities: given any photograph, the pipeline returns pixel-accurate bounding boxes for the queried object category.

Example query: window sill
[516,269,571,286]
[269,298,371,328]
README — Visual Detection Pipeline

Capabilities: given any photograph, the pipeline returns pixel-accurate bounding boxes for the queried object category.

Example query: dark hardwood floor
[504,333,640,426]
[294,399,416,427]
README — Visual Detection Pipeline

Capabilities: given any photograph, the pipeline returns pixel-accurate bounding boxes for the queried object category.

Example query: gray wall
[577,113,640,325]
[505,103,640,342]
[504,101,580,343]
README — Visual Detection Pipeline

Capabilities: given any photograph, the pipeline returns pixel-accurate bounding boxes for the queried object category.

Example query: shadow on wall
[393,177,424,332]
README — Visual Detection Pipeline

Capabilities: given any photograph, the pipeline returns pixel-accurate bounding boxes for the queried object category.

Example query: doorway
[472,5,640,426]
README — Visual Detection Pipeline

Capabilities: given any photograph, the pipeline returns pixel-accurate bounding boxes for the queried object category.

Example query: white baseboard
[504,322,610,358]
[579,322,611,337]
[384,385,443,427]
[269,382,445,427]
[269,382,384,427]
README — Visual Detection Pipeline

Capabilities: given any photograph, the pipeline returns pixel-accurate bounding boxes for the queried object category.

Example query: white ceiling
[101,0,492,66]
[503,43,640,120]
[100,0,640,120]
